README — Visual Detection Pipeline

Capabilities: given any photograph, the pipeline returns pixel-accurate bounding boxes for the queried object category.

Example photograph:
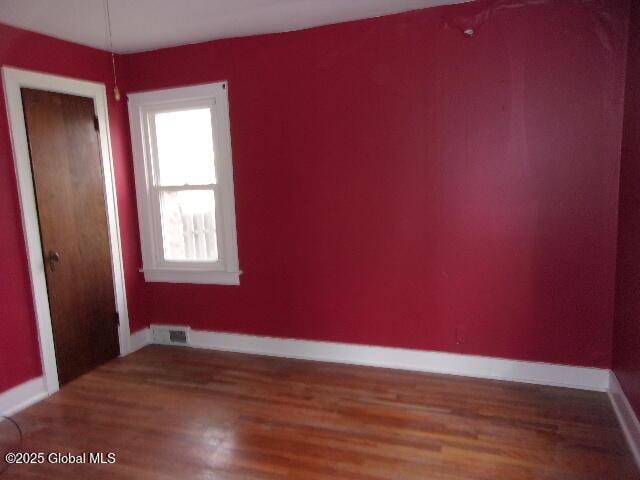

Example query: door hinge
[93,115,99,131]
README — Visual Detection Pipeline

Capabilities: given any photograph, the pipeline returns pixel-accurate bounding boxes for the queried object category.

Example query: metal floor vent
[169,329,187,344]
[150,325,190,346]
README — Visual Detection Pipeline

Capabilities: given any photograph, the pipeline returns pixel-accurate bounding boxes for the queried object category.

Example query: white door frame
[2,66,132,394]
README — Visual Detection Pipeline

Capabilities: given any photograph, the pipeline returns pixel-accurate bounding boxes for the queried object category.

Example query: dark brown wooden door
[21,88,120,386]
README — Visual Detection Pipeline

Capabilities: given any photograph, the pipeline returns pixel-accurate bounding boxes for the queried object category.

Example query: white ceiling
[0,0,466,54]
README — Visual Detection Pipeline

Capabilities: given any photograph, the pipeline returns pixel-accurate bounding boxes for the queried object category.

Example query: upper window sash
[145,100,218,188]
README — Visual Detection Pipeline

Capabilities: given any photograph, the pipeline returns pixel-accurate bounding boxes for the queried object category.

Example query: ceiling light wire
[104,0,121,101]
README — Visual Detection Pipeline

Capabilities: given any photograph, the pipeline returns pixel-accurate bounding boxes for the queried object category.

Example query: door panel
[21,88,119,385]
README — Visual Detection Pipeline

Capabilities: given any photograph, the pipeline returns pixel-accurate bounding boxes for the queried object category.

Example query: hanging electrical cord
[104,0,121,101]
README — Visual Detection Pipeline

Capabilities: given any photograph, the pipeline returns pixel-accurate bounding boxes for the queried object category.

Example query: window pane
[154,108,216,186]
[160,190,218,262]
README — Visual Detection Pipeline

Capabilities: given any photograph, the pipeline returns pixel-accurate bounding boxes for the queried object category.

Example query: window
[128,82,240,284]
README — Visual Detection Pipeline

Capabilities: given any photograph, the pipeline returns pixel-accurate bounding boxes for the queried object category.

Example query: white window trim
[128,82,240,285]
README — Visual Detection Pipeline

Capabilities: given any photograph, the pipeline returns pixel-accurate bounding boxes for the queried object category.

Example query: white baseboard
[0,329,151,417]
[135,326,609,391]
[0,377,48,416]
[129,327,152,352]
[609,372,640,467]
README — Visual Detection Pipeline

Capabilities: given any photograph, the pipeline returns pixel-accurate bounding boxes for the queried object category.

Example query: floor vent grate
[150,325,190,346]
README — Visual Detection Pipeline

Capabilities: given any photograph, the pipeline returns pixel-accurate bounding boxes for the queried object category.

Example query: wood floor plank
[2,345,637,479]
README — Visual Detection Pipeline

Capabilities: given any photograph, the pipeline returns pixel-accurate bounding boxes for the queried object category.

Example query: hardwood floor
[2,345,637,479]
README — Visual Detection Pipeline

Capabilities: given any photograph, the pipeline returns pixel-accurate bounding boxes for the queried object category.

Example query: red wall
[121,0,629,368]
[0,0,632,396]
[0,23,144,393]
[613,0,640,417]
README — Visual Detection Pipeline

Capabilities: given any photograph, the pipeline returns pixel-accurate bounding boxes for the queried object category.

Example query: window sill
[141,268,241,285]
